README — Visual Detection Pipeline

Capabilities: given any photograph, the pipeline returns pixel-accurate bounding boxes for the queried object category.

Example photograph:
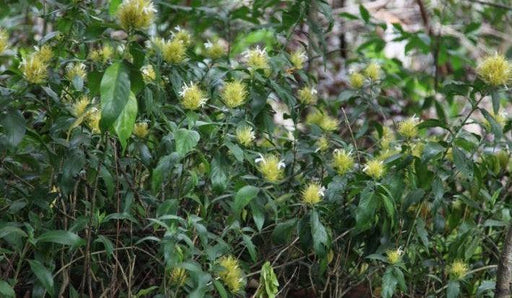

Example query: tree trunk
[496,223,512,297]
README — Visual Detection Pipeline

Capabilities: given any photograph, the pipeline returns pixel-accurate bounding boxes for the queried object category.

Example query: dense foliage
[1,0,512,297]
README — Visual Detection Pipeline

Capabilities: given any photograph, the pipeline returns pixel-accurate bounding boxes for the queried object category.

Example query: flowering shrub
[0,1,511,297]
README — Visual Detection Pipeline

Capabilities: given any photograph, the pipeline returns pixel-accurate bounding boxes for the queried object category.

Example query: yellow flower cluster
[21,45,53,84]
[477,54,511,86]
[173,26,192,47]
[332,149,354,175]
[305,109,338,132]
[71,96,91,117]
[218,255,244,293]
[255,154,285,183]
[449,260,468,280]
[364,63,381,81]
[222,80,248,108]
[302,183,325,205]
[117,0,156,31]
[244,46,269,71]
[204,39,225,59]
[0,29,8,54]
[380,126,394,150]
[363,159,385,179]
[398,115,420,138]
[141,64,156,83]
[236,125,255,147]
[349,72,364,89]
[180,82,208,110]
[133,122,149,138]
[298,86,317,105]
[66,62,86,81]
[315,136,329,152]
[161,38,186,64]
[386,248,403,264]
[290,49,306,69]
[170,267,187,286]
[89,45,114,63]
[86,108,102,134]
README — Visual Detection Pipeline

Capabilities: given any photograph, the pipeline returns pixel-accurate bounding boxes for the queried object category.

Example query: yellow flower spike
[141,64,156,83]
[180,82,207,110]
[386,248,403,264]
[298,86,318,105]
[66,63,87,81]
[217,255,244,293]
[71,96,91,117]
[332,149,354,175]
[221,80,248,108]
[118,0,157,31]
[377,148,399,161]
[477,54,511,86]
[170,268,187,286]
[398,115,420,138]
[162,39,186,64]
[236,125,255,147]
[319,116,339,132]
[380,126,394,150]
[349,72,364,89]
[485,110,508,129]
[315,136,329,152]
[244,46,270,71]
[204,39,225,59]
[20,56,48,84]
[302,182,325,205]
[290,49,307,69]
[305,109,324,126]
[133,122,149,138]
[255,154,285,183]
[364,63,381,81]
[411,142,424,158]
[173,26,192,47]
[34,45,53,63]
[449,260,468,280]
[363,159,385,179]
[86,108,102,134]
[0,29,8,54]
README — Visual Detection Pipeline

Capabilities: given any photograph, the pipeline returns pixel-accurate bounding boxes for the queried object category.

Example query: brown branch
[496,223,512,297]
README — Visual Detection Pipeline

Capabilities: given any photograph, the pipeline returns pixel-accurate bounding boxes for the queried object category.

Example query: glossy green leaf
[233,185,260,218]
[100,62,131,132]
[175,128,200,157]
[113,91,138,150]
[37,230,84,247]
[28,260,54,296]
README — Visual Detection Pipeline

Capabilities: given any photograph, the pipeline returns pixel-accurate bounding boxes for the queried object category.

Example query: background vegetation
[1,0,512,297]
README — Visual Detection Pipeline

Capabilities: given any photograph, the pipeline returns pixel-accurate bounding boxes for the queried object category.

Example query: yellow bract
[298,86,317,105]
[118,0,156,31]
[398,116,419,138]
[162,39,186,64]
[180,82,207,110]
[290,50,306,69]
[236,125,255,147]
[349,72,364,89]
[256,154,285,183]
[222,80,248,108]
[364,159,385,179]
[71,96,91,117]
[133,122,149,138]
[0,29,8,54]
[218,256,244,293]
[332,149,354,175]
[364,63,381,81]
[386,249,402,264]
[449,260,468,280]
[302,183,325,205]
[244,46,269,71]
[66,63,86,81]
[204,40,225,59]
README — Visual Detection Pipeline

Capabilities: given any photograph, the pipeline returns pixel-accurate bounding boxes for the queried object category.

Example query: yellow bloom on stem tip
[236,125,255,147]
[180,82,208,110]
[449,260,468,280]
[319,116,339,132]
[218,255,244,293]
[204,39,225,59]
[364,63,381,81]
[379,126,394,150]
[315,136,329,152]
[86,108,101,134]
[302,183,325,205]
[244,46,269,71]
[141,64,156,83]
[170,268,187,286]
[305,109,324,126]
[20,56,47,84]
[66,63,86,81]
[332,149,354,175]
[118,0,156,31]
[0,29,8,54]
[398,115,420,138]
[386,248,403,264]
[34,45,53,63]
[222,80,248,108]
[255,154,285,183]
[298,86,318,105]
[89,45,114,63]
[71,96,91,117]
[133,122,149,138]
[349,72,364,89]
[162,39,186,64]
[173,26,192,47]
[477,54,511,86]
[290,49,307,69]
[364,159,385,179]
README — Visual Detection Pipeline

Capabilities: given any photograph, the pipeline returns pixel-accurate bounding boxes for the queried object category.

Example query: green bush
[0,1,511,297]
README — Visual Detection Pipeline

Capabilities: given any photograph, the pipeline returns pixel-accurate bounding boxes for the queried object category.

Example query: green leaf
[481,108,503,139]
[100,62,131,132]
[476,280,495,296]
[382,267,397,298]
[491,90,500,114]
[225,141,244,162]
[175,128,200,157]
[233,185,260,218]
[447,280,460,298]
[359,4,370,23]
[272,218,297,244]
[355,187,378,232]
[1,110,26,148]
[0,281,15,298]
[109,0,122,16]
[256,262,279,298]
[242,234,258,262]
[28,260,54,296]
[37,230,84,247]
[151,153,180,193]
[0,225,27,239]
[113,91,138,150]
[452,147,473,179]
[310,210,328,256]
[213,280,228,298]
[210,153,228,193]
